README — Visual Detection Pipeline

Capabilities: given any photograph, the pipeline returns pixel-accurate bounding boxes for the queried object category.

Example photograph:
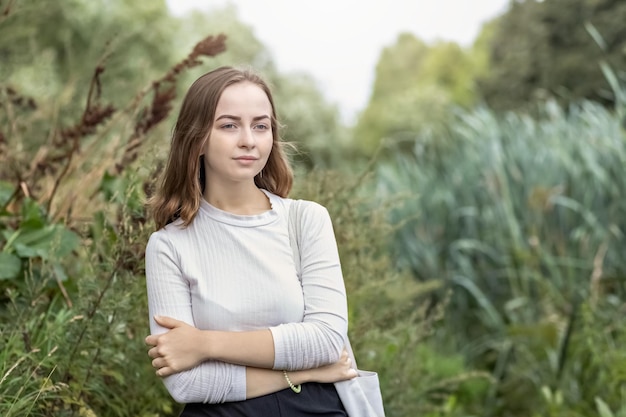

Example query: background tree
[271,72,347,168]
[0,0,177,120]
[0,0,188,222]
[353,33,479,156]
[477,0,626,112]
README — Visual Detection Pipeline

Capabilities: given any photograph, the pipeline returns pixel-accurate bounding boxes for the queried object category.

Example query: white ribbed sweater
[145,190,348,404]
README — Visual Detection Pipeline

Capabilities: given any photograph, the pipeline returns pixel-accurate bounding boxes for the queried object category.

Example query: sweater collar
[198,189,278,227]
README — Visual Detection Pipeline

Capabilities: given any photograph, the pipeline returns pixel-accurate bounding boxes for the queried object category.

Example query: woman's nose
[238,128,256,148]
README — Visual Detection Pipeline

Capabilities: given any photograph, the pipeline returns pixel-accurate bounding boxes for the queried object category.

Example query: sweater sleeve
[269,201,348,370]
[145,231,247,403]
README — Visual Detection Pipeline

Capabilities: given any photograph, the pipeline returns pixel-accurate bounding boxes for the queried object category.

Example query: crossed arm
[145,316,355,399]
[144,202,356,403]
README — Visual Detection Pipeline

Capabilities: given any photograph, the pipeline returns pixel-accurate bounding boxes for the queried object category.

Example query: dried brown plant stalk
[52,34,226,223]
[0,131,6,160]
[114,84,176,174]
[161,33,228,84]
[114,34,227,174]
[46,63,116,215]
[3,33,226,225]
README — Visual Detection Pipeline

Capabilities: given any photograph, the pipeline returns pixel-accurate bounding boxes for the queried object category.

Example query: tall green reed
[377,98,626,415]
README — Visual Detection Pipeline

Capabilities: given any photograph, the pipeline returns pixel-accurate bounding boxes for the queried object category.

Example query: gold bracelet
[282,370,302,394]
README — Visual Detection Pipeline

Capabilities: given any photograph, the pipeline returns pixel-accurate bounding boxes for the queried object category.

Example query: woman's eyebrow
[215,114,270,121]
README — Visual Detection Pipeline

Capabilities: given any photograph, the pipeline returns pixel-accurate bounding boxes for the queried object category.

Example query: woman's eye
[222,123,236,129]
[254,124,269,130]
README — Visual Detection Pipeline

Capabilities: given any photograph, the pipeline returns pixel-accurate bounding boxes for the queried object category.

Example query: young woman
[144,66,356,416]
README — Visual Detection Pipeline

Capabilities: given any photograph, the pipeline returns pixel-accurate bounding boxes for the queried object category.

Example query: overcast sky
[166,0,509,124]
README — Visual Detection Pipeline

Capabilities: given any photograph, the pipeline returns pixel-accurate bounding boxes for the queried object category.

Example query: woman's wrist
[282,370,302,393]
[200,330,218,361]
[286,369,311,385]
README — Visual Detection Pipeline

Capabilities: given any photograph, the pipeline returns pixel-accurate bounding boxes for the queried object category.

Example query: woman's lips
[233,156,258,165]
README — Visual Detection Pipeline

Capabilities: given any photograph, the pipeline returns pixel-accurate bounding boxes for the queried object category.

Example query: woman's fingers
[152,357,164,369]
[151,357,176,378]
[339,349,357,379]
[147,346,160,359]
[156,366,175,377]
[154,315,185,329]
[145,334,157,346]
[341,349,352,366]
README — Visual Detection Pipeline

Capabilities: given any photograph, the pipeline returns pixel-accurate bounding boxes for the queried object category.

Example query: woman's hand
[246,349,357,399]
[303,349,358,384]
[145,316,208,377]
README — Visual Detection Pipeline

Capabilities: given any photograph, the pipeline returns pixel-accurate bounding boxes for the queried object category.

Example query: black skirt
[180,382,347,417]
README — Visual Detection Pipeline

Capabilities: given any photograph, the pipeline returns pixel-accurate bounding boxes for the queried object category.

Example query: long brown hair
[149,66,293,230]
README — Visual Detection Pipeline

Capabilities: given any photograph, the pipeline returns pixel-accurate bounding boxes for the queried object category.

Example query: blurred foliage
[0,0,176,123]
[353,33,480,157]
[369,34,477,107]
[271,73,350,169]
[376,93,626,415]
[477,0,626,112]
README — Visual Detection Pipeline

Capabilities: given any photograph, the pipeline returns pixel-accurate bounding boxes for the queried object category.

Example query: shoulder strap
[288,199,303,279]
[287,199,359,369]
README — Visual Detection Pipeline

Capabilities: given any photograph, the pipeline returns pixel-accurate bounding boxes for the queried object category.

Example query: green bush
[377,97,626,415]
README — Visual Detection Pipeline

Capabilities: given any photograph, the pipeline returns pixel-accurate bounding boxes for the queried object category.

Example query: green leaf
[12,224,80,260]
[0,180,14,207]
[99,171,121,202]
[595,397,615,417]
[0,252,21,280]
[20,198,47,228]
[584,22,607,51]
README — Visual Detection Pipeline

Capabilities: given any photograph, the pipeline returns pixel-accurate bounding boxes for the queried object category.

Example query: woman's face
[202,81,274,186]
